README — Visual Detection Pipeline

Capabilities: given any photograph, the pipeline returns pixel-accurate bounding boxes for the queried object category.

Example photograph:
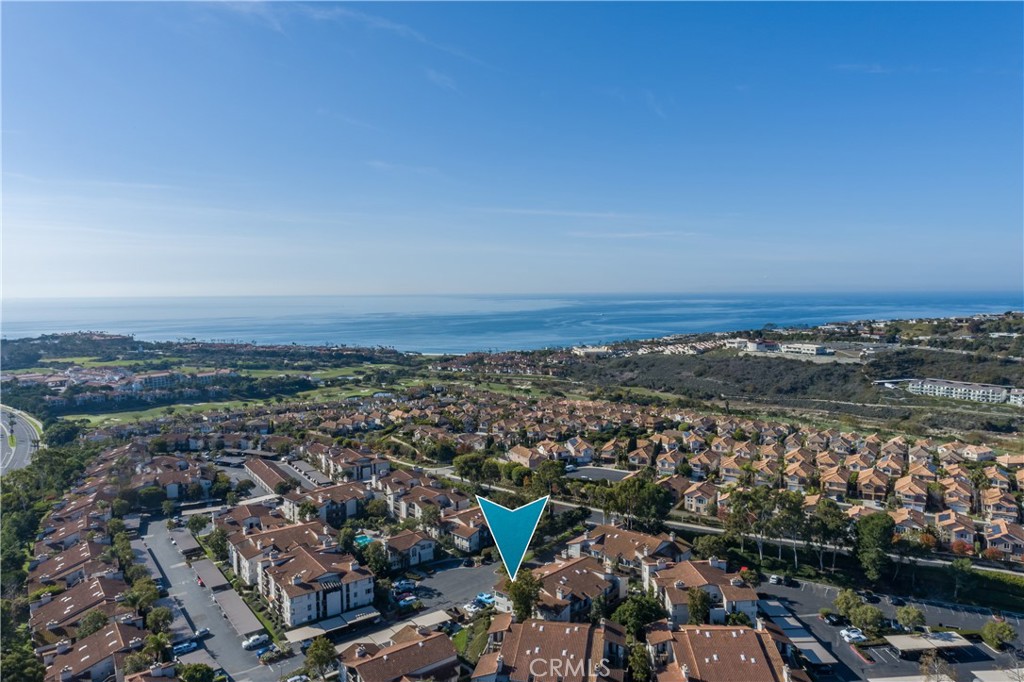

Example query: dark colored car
[861,590,880,604]
[888,596,906,606]
[822,613,847,626]
[462,558,474,567]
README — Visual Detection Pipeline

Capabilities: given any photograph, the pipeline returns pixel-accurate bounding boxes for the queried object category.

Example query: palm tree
[143,633,170,663]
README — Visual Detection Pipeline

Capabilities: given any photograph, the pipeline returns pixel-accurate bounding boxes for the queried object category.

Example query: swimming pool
[355,534,372,547]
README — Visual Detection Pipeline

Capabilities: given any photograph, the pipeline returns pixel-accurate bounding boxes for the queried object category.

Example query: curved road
[1,406,41,475]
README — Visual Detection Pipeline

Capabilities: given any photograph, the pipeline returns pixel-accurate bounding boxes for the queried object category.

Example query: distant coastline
[2,291,1021,355]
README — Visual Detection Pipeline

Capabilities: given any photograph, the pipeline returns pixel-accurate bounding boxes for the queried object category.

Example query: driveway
[758,579,1024,681]
[143,518,307,682]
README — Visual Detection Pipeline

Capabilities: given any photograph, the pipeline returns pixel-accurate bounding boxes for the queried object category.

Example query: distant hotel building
[779,343,831,355]
[908,378,1012,404]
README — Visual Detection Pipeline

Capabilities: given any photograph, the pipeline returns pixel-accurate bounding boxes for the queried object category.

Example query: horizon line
[4,289,1022,302]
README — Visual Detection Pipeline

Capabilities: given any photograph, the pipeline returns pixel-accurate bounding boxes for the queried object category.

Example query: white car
[242,633,270,650]
[768,574,781,585]
[393,580,416,592]
[840,628,866,643]
[463,602,481,614]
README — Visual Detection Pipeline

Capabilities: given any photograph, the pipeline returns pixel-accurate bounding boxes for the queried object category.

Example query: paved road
[758,579,1023,682]
[1,406,40,475]
[143,518,306,682]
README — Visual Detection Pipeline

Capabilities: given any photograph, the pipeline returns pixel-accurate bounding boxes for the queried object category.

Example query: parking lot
[143,518,306,682]
[758,579,1024,681]
[565,466,631,483]
[410,558,504,613]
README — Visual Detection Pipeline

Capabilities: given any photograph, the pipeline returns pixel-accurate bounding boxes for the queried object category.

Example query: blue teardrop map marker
[476,495,549,581]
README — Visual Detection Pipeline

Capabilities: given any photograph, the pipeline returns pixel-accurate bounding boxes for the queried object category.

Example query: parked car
[193,628,210,639]
[243,633,270,650]
[476,592,495,605]
[254,645,272,657]
[287,676,310,682]
[565,464,577,472]
[196,577,204,587]
[300,640,312,653]
[463,602,481,614]
[172,641,198,656]
[888,596,906,606]
[840,628,867,643]
[822,613,846,626]
[860,590,880,604]
[769,574,782,585]
[462,558,474,567]
[393,579,415,592]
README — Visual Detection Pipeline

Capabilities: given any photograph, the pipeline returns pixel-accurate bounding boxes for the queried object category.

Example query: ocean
[1,292,1021,355]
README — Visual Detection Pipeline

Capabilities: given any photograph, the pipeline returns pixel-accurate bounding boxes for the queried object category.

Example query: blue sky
[3,2,1021,298]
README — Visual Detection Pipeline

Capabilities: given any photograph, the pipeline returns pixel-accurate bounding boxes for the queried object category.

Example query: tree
[206,528,229,562]
[365,499,390,519]
[692,534,727,560]
[129,579,160,614]
[337,527,357,554]
[833,589,863,618]
[77,610,109,638]
[856,513,894,583]
[126,563,152,584]
[895,605,925,631]
[590,594,608,624]
[726,612,752,626]
[982,620,1017,650]
[298,500,320,521]
[950,540,973,556]
[179,663,216,682]
[849,604,884,638]
[146,606,173,634]
[186,514,209,535]
[948,558,974,601]
[305,637,336,681]
[629,644,651,682]
[919,650,957,682]
[808,498,849,570]
[612,592,666,640]
[507,569,542,622]
[161,500,175,517]
[419,505,441,533]
[143,633,171,662]
[0,646,45,682]
[453,453,486,482]
[687,587,711,625]
[122,652,152,675]
[362,541,389,577]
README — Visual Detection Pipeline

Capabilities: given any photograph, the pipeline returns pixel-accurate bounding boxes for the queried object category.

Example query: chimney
[356,645,367,658]
[556,587,566,600]
[55,640,72,655]
[47,620,60,631]
[496,654,504,673]
[292,572,303,586]
[680,664,690,681]
[128,637,144,649]
[257,540,263,550]
[60,666,74,682]
[709,556,727,571]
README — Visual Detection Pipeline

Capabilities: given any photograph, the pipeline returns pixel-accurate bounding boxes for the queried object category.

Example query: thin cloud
[473,207,655,220]
[367,160,442,177]
[834,63,893,74]
[643,89,667,119]
[425,68,458,92]
[217,2,288,35]
[296,5,485,66]
[568,230,698,240]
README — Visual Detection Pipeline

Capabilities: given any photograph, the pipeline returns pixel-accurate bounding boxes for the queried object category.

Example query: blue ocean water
[1,292,1021,355]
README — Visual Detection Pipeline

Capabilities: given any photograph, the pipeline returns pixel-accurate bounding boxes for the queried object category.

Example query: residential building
[641,558,758,628]
[385,530,436,570]
[566,525,691,569]
[493,556,625,622]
